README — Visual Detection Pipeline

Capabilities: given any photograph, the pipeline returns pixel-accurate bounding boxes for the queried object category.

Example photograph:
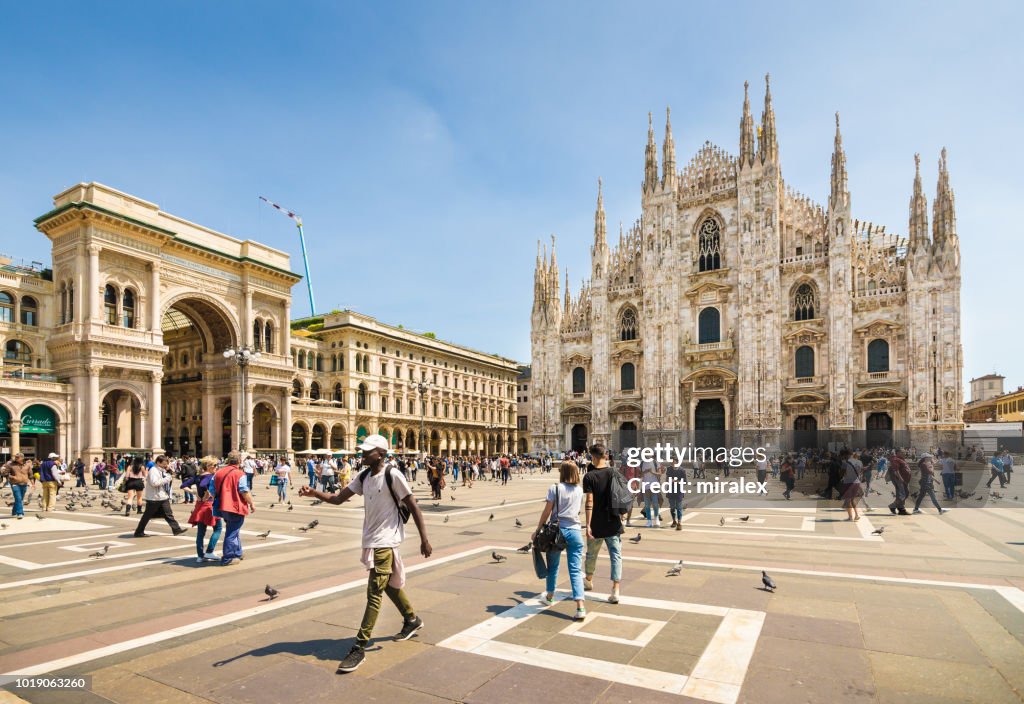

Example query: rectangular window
[381,362,387,376]
[381,397,388,413]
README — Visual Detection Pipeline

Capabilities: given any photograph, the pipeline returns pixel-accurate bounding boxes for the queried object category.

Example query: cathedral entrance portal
[793,415,818,450]
[866,412,893,449]
[694,399,726,450]
[618,422,638,451]
[570,424,588,452]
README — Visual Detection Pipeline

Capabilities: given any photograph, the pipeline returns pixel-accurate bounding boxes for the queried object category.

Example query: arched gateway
[35,183,301,459]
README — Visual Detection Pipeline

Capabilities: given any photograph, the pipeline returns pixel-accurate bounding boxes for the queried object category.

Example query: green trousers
[356,547,415,646]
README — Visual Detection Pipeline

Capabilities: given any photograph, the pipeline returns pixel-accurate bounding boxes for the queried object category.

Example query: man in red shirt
[886,450,912,516]
[213,452,255,566]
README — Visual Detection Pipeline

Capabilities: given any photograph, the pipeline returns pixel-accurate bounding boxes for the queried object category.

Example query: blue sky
[1,1,1021,393]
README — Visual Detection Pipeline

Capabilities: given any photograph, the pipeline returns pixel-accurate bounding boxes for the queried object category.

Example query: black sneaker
[173,527,189,536]
[336,645,365,673]
[393,616,424,641]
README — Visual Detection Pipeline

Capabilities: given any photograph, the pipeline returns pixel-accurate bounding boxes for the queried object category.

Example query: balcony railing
[859,371,898,383]
[684,340,734,355]
[788,376,823,387]
[1,367,61,382]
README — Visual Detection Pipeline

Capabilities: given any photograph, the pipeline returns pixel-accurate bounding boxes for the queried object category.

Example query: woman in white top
[274,458,291,502]
[532,460,587,620]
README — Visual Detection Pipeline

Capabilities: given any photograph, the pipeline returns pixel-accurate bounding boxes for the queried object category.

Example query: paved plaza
[1,469,1022,704]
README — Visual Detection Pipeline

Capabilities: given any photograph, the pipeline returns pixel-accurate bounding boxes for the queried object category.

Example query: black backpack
[608,468,634,516]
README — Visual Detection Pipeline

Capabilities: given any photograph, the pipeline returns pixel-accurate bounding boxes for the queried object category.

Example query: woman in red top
[187,457,223,563]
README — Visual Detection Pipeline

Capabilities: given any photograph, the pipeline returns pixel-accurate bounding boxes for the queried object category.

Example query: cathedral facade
[530,77,963,454]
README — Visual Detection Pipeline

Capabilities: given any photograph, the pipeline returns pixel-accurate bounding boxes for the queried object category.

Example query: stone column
[150,370,163,453]
[149,263,161,333]
[87,366,102,452]
[9,420,21,455]
[87,244,101,321]
[281,389,293,456]
[243,287,254,346]
[280,301,290,355]
[202,390,218,457]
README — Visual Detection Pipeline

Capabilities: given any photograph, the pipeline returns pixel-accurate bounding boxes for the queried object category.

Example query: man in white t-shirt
[300,434,431,675]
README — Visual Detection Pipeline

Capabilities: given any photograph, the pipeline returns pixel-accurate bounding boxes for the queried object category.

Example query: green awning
[0,405,9,433]
[20,405,56,434]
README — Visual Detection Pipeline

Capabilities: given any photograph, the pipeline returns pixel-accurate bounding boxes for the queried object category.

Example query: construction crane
[259,195,316,316]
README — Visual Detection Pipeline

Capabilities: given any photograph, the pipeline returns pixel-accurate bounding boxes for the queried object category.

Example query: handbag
[534,484,567,553]
[115,473,128,493]
[269,475,279,486]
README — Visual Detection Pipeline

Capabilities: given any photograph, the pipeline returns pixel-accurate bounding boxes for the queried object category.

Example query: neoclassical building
[0,182,517,461]
[530,77,963,453]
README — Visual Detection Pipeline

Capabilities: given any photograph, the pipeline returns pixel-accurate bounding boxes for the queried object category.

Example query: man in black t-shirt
[582,443,623,604]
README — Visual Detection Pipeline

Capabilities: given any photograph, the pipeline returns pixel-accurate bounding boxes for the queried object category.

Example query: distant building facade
[0,182,517,461]
[969,374,1005,403]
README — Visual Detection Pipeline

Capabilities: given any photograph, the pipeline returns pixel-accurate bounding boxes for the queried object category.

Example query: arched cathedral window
[697,218,722,272]
[793,283,817,321]
[619,307,638,341]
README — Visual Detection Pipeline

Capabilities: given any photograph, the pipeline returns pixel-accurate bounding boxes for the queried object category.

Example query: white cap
[48,453,59,459]
[357,434,389,452]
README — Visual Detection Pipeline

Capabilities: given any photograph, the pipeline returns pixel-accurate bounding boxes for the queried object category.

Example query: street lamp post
[223,345,262,452]
[413,381,434,458]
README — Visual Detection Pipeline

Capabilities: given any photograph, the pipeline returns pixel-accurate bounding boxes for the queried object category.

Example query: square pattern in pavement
[438,590,765,704]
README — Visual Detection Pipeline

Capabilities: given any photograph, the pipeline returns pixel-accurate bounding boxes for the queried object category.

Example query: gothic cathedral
[530,76,963,454]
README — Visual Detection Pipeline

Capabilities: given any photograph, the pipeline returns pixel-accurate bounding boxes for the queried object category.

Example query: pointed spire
[594,177,607,246]
[758,73,778,164]
[932,148,957,244]
[829,112,848,211]
[908,153,929,248]
[662,107,676,188]
[644,111,659,192]
[739,80,756,167]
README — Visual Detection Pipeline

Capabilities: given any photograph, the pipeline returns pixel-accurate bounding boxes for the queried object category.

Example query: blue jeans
[546,526,585,600]
[585,535,622,583]
[308,471,316,488]
[196,519,223,558]
[644,492,660,521]
[221,512,246,562]
[668,494,684,521]
[941,474,956,500]
[10,483,27,516]
[277,479,288,502]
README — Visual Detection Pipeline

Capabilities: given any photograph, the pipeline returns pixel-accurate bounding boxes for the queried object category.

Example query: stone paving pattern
[0,468,1021,703]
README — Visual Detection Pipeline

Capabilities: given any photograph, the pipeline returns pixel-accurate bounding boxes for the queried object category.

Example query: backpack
[608,468,634,516]
[358,467,410,524]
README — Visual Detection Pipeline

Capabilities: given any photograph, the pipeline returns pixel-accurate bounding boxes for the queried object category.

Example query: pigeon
[65,504,77,512]
[761,571,776,592]
[0,522,7,530]
[89,545,111,558]
[433,502,440,508]
[269,503,275,509]
[516,543,532,553]
[489,514,494,521]
[311,499,323,506]
[299,520,319,532]
[719,516,726,526]
[629,533,642,543]
[740,515,750,522]
[975,496,984,501]
[257,530,272,539]
[666,560,683,577]
[501,499,506,506]
[491,551,507,563]
[264,584,279,600]
[515,518,523,528]
[288,505,294,511]
[35,513,45,520]
[451,495,456,501]
[871,526,885,535]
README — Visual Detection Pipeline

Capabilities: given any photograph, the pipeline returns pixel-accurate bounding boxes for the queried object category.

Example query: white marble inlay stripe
[560,612,666,647]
